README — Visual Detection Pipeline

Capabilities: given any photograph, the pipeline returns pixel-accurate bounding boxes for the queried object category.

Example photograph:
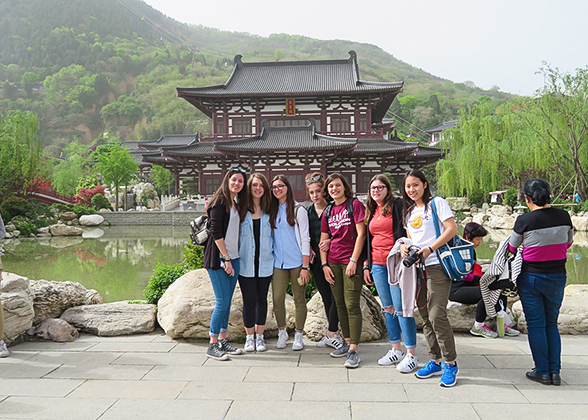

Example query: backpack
[189,214,209,246]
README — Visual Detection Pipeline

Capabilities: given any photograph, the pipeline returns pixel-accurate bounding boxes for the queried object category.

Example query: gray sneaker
[329,342,350,358]
[206,342,229,361]
[470,324,498,339]
[0,340,9,358]
[344,350,361,368]
[219,339,243,355]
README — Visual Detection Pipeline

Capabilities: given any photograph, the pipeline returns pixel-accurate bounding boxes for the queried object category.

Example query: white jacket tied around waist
[386,237,418,318]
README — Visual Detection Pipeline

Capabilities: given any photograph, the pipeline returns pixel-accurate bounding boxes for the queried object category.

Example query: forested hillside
[0,0,512,156]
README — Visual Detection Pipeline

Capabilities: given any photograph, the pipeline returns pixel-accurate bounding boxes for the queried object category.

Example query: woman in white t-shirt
[400,170,459,387]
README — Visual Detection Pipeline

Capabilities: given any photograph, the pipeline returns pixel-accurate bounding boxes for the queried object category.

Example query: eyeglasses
[305,174,323,184]
[271,184,286,191]
[231,167,246,173]
[370,185,387,192]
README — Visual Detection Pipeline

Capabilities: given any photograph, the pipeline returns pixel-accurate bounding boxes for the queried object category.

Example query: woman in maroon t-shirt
[319,173,370,369]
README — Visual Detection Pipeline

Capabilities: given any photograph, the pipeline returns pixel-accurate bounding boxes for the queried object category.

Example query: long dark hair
[269,175,297,228]
[208,168,249,222]
[364,174,398,223]
[402,169,432,224]
[246,173,272,214]
[324,173,353,200]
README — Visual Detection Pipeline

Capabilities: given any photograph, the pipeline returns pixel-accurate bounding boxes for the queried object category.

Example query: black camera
[403,245,423,267]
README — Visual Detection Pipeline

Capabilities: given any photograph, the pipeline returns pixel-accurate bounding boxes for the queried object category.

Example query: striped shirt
[508,207,573,274]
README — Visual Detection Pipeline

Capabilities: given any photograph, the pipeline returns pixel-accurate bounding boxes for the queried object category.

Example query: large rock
[472,213,490,225]
[49,224,83,236]
[512,285,588,335]
[78,214,105,226]
[0,272,35,344]
[446,197,469,211]
[29,279,89,325]
[572,216,588,231]
[157,269,293,340]
[35,318,79,342]
[59,211,77,222]
[486,215,517,230]
[61,302,157,336]
[304,287,386,342]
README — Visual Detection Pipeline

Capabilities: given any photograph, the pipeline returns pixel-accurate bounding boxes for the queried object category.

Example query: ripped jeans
[371,264,417,348]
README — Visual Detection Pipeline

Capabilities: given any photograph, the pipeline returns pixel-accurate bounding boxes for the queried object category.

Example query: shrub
[74,185,106,207]
[72,205,98,218]
[11,215,49,236]
[183,243,204,269]
[504,187,518,208]
[1,196,36,220]
[468,189,485,206]
[144,262,189,304]
[91,193,113,211]
[584,201,588,212]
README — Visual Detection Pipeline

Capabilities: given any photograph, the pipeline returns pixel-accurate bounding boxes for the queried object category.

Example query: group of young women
[203,167,572,387]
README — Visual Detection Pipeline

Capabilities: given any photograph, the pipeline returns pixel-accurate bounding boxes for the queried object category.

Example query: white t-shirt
[225,207,240,259]
[404,197,454,266]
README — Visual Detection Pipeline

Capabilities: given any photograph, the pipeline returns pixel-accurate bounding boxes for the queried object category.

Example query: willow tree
[436,102,550,199]
[0,110,42,202]
[94,144,138,211]
[526,65,588,201]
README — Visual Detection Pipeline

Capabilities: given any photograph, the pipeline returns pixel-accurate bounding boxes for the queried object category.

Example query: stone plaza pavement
[1,331,587,420]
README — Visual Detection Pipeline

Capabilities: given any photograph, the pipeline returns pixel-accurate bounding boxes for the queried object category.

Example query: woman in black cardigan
[204,168,248,361]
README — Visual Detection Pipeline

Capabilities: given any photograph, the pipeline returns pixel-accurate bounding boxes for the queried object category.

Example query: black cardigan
[365,198,406,270]
[203,199,231,270]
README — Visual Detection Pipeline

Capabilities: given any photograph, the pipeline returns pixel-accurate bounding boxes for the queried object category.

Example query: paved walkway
[1,331,587,420]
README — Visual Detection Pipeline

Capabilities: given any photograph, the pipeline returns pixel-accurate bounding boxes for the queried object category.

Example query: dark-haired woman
[269,175,311,351]
[305,172,343,350]
[238,174,273,352]
[364,174,418,372]
[509,178,573,386]
[320,173,368,368]
[203,168,248,361]
[449,222,519,339]
[400,169,459,387]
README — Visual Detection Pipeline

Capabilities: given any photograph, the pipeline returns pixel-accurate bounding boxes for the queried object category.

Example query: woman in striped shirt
[509,178,573,386]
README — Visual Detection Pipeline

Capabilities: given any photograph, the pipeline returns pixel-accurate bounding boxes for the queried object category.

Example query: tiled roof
[408,145,445,158]
[214,125,356,152]
[353,139,418,155]
[177,51,403,98]
[423,120,458,133]
[159,141,222,157]
[139,134,198,149]
[140,152,180,165]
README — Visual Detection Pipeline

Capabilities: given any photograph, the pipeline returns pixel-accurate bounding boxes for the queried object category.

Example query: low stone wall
[101,211,201,226]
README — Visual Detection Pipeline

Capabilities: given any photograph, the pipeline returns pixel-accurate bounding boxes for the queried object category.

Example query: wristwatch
[222,254,231,261]
[301,266,310,271]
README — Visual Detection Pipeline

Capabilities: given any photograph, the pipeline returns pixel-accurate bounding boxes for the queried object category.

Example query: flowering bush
[74,185,106,207]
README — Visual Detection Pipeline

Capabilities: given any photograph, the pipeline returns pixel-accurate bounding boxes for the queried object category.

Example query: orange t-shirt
[369,206,395,265]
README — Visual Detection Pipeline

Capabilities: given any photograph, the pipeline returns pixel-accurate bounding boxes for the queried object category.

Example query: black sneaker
[219,339,243,355]
[207,342,229,361]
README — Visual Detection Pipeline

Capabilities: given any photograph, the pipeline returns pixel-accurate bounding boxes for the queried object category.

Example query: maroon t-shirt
[321,198,366,264]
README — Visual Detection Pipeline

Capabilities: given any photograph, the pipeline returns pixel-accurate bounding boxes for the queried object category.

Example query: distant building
[424,120,458,146]
[141,52,443,200]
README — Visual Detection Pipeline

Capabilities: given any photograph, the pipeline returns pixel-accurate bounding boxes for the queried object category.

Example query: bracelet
[349,258,358,263]
[363,266,370,271]
[301,266,310,271]
[321,263,329,268]
[428,246,434,253]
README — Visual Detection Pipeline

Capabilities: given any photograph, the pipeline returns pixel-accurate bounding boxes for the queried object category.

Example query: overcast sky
[142,0,586,96]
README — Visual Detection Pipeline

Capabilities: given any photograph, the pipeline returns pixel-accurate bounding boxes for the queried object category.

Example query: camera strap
[415,263,428,310]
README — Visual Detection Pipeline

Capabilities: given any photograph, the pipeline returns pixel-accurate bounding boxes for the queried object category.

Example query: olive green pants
[272,266,307,330]
[0,267,4,340]
[329,263,363,345]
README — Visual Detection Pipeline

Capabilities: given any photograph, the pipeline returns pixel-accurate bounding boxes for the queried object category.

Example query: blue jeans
[207,259,240,337]
[371,264,417,348]
[518,271,566,375]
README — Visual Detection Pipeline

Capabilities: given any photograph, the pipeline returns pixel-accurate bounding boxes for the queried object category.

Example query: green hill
[0,0,512,155]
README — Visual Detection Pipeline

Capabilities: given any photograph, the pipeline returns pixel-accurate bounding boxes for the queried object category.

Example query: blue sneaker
[439,362,459,387]
[414,359,443,379]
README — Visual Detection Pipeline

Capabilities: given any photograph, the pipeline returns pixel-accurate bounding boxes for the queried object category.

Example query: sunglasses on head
[231,167,246,174]
[305,174,323,184]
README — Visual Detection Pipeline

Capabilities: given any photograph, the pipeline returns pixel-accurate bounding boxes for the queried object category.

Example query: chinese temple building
[141,51,442,201]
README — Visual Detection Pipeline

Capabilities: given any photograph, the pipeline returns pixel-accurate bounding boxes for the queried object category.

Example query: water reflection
[1,226,190,302]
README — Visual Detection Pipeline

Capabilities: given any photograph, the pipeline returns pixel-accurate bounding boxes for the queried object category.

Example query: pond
[1,226,190,302]
[1,227,586,302]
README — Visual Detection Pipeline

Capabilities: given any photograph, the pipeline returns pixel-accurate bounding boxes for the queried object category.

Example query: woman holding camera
[510,178,573,386]
[364,174,418,372]
[401,169,459,387]
[203,168,249,361]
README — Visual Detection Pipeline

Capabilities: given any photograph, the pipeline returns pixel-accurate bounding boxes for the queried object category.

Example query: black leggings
[310,260,339,333]
[238,275,272,329]
[449,281,507,323]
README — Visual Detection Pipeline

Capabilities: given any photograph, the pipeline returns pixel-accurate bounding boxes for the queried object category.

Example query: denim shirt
[273,203,303,269]
[239,212,274,278]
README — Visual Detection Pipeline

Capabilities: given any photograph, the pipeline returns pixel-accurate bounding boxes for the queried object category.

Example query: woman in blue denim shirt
[238,174,274,353]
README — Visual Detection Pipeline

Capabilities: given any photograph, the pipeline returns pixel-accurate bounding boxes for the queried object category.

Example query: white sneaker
[244,334,256,352]
[378,348,405,366]
[256,335,267,352]
[316,334,344,349]
[292,331,304,351]
[276,329,288,349]
[397,353,419,373]
[0,340,9,358]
